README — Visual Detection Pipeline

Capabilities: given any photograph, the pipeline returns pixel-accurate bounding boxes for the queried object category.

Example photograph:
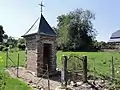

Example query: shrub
[17,43,26,50]
[0,45,4,51]
[3,47,8,52]
[67,53,83,73]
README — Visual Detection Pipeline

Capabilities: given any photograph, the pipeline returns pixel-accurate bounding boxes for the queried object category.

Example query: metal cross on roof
[38,2,45,13]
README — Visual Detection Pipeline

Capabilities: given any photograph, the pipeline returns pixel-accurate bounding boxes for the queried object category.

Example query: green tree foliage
[93,40,107,50]
[0,25,5,42]
[17,38,26,50]
[56,9,97,51]
[56,15,70,50]
[17,43,26,50]
[7,36,17,48]
[17,38,25,44]
[0,45,4,51]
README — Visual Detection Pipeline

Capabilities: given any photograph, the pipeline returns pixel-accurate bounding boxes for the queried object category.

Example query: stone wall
[103,43,120,52]
[27,50,37,72]
[25,34,37,73]
[102,49,120,52]
[24,34,57,76]
[37,35,57,76]
[36,36,44,75]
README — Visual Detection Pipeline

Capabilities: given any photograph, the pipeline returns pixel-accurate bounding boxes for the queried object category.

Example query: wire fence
[4,50,51,90]
[63,54,120,87]
[5,50,20,77]
[88,56,120,82]
[2,50,120,89]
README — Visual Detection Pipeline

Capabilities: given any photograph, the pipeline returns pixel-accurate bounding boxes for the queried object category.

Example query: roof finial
[38,1,45,13]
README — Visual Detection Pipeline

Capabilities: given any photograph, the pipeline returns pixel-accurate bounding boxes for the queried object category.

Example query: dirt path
[6,67,106,90]
[6,67,61,90]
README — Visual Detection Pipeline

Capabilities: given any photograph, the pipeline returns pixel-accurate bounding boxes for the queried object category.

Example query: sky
[0,0,120,42]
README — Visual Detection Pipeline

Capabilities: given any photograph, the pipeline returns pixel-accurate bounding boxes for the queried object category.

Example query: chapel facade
[22,14,57,76]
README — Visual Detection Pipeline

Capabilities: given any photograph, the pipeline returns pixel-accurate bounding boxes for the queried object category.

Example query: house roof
[110,30,120,39]
[108,38,120,43]
[22,14,56,37]
[108,30,120,43]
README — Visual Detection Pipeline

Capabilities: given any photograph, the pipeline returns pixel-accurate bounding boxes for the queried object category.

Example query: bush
[9,45,13,49]
[67,53,83,73]
[17,43,26,50]
[0,45,4,51]
[2,47,8,52]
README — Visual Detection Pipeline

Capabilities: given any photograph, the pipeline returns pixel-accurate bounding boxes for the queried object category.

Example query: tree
[0,25,5,42]
[17,38,25,44]
[56,15,70,50]
[7,36,17,48]
[17,43,26,50]
[56,9,97,51]
[93,40,107,51]
[17,38,26,50]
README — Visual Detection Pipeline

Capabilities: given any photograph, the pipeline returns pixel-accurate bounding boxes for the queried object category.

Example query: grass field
[0,51,32,90]
[1,50,120,89]
[57,51,120,77]
[0,51,25,68]
[1,50,120,76]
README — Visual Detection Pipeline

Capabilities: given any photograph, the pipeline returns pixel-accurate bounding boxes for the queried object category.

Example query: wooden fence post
[25,48,27,68]
[17,53,19,77]
[47,64,50,90]
[6,49,8,68]
[61,55,67,88]
[111,56,115,82]
[82,55,87,83]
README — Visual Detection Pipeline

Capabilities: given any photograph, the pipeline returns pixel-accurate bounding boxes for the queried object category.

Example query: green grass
[57,51,120,77]
[1,50,120,89]
[0,51,25,67]
[4,77,32,90]
[4,50,120,77]
[0,51,32,90]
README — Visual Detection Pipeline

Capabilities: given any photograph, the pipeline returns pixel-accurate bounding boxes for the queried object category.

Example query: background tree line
[0,25,26,51]
[0,8,109,52]
[0,36,26,51]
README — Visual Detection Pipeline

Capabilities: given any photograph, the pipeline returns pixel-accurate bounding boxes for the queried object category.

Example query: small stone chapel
[22,13,57,76]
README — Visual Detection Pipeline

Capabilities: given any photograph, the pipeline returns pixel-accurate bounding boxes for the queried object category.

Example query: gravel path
[6,67,106,90]
[6,67,61,90]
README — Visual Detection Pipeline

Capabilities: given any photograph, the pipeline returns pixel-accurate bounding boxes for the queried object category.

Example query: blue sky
[0,0,120,42]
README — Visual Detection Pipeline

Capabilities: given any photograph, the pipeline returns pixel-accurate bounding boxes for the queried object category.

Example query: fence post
[17,53,19,77]
[111,56,115,82]
[82,55,87,83]
[61,55,67,88]
[47,64,50,90]
[25,47,27,68]
[6,49,8,68]
[93,58,96,81]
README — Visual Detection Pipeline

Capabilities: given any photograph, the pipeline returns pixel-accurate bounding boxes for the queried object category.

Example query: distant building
[108,30,120,51]
[108,30,120,43]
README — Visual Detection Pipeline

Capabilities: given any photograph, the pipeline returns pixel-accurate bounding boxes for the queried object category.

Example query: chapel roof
[22,14,56,37]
